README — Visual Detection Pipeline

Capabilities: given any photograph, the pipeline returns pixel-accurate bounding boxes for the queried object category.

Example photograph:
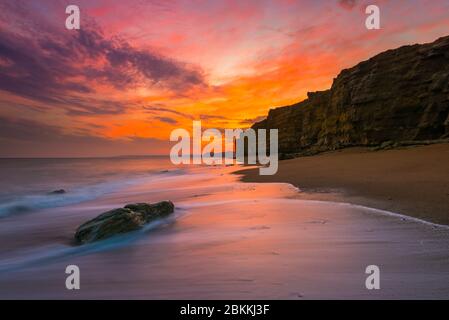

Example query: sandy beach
[238,143,449,226]
[1,160,449,299]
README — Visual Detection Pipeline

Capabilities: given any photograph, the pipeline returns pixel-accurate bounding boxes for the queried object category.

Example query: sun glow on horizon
[1,0,449,157]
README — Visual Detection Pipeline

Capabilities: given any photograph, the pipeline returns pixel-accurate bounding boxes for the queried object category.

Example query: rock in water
[124,202,175,221]
[74,201,175,244]
[49,189,66,195]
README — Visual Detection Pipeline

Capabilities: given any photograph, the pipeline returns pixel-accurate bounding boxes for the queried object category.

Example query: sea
[1,157,449,299]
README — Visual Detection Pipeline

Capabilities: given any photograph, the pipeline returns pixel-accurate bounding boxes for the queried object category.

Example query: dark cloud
[0,30,91,103]
[0,116,63,142]
[0,3,206,116]
[154,116,178,125]
[62,97,127,116]
[199,114,229,121]
[143,106,193,119]
[144,106,236,123]
[145,106,236,124]
[338,0,359,10]
[0,115,170,157]
[72,29,205,89]
[240,116,266,125]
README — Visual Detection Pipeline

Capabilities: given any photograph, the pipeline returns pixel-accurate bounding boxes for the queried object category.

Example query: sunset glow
[1,0,448,157]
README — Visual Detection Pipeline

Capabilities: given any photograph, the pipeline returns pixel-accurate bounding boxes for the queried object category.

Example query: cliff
[252,35,449,157]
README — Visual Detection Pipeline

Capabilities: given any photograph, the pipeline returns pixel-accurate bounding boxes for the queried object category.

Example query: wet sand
[238,143,449,225]
[1,166,449,299]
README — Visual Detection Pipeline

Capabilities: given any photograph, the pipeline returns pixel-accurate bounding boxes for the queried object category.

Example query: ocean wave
[0,169,186,218]
[0,212,180,273]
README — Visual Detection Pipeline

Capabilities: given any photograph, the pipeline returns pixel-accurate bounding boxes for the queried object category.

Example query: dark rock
[279,153,296,160]
[124,201,175,222]
[380,141,395,149]
[49,189,66,195]
[373,140,399,150]
[74,201,174,244]
[252,35,449,155]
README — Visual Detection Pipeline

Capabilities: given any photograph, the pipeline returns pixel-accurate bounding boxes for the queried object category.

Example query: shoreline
[236,143,449,226]
[2,162,449,298]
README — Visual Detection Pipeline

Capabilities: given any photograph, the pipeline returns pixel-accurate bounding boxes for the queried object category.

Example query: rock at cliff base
[74,200,175,244]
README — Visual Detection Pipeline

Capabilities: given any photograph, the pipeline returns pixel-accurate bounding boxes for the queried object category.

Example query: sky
[0,0,448,157]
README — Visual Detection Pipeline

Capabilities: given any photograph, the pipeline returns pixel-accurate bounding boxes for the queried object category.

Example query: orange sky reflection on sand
[1,0,449,157]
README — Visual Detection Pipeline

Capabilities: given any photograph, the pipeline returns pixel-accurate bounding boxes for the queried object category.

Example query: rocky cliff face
[253,35,449,156]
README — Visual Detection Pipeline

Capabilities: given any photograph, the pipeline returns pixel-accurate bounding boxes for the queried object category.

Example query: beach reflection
[1,164,449,299]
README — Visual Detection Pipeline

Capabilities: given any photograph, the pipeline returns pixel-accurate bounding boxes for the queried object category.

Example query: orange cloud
[1,0,449,156]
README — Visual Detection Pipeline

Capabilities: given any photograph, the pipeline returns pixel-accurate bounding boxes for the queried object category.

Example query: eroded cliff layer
[253,35,449,156]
